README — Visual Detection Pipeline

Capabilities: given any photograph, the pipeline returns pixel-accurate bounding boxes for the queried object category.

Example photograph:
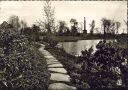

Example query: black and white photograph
[0,0,127,89]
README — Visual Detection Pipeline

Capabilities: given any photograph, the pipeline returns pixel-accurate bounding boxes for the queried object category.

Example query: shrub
[42,36,58,48]
[78,41,128,88]
[0,28,50,89]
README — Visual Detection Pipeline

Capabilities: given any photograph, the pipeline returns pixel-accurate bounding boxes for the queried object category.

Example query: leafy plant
[0,28,50,89]
[78,41,128,88]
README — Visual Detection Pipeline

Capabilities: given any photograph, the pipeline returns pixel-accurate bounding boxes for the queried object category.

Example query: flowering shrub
[0,28,50,89]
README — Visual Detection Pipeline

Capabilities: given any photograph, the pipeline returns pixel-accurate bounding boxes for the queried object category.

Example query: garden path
[39,44,76,90]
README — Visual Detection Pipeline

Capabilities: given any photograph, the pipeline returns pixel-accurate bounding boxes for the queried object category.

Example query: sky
[0,1,127,33]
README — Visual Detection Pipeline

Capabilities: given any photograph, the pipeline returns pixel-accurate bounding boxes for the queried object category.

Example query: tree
[20,20,27,34]
[43,0,55,34]
[31,24,40,41]
[115,22,121,34]
[8,15,20,30]
[70,18,78,36]
[36,20,46,33]
[101,18,111,35]
[58,20,67,35]
[70,18,77,26]
[20,20,27,29]
[90,20,95,35]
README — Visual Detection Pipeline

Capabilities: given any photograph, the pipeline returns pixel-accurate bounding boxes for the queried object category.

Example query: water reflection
[59,39,115,56]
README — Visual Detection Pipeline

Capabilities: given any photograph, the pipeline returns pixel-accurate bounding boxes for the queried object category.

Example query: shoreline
[41,34,127,42]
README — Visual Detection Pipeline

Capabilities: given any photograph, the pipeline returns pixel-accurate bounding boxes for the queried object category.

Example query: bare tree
[43,0,55,34]
[89,20,95,35]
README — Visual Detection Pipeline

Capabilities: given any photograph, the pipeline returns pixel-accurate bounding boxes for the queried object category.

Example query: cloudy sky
[0,1,127,33]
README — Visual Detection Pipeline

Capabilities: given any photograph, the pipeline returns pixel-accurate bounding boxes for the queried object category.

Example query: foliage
[70,18,78,36]
[8,15,21,30]
[78,41,128,88]
[21,24,41,42]
[42,35,58,48]
[20,20,27,30]
[0,28,50,89]
[58,21,67,35]
[101,18,121,35]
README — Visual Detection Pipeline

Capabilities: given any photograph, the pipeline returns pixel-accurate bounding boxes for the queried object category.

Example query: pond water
[58,39,115,56]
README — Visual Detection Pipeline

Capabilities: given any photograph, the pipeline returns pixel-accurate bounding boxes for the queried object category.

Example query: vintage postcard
[0,0,127,90]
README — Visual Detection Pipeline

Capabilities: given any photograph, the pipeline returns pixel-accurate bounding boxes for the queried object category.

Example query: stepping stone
[48,63,63,68]
[43,53,52,56]
[45,55,55,59]
[50,73,70,82]
[49,68,67,74]
[47,59,58,63]
[47,61,59,65]
[46,59,59,64]
[49,83,76,90]
[47,61,60,65]
[40,44,45,47]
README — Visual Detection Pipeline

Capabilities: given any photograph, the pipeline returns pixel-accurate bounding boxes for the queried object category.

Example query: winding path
[39,44,76,90]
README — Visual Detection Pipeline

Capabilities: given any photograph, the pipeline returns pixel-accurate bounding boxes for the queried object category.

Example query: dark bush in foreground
[0,29,50,89]
[77,41,128,88]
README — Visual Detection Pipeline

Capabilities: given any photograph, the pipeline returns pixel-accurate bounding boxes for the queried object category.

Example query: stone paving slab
[50,73,70,82]
[48,62,62,65]
[45,55,55,59]
[49,68,67,74]
[39,44,76,90]
[47,61,59,65]
[48,63,63,68]
[49,83,77,90]
[47,58,58,62]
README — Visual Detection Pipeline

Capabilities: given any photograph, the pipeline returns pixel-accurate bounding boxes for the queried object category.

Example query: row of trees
[1,0,123,37]
[1,0,126,38]
[3,14,122,36]
[0,15,41,42]
[36,0,124,36]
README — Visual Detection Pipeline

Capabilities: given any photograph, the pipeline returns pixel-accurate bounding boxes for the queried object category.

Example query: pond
[58,39,116,56]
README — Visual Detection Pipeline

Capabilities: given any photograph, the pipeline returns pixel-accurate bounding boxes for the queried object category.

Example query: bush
[77,41,128,88]
[42,36,58,48]
[0,28,50,89]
